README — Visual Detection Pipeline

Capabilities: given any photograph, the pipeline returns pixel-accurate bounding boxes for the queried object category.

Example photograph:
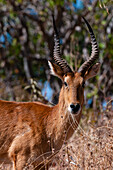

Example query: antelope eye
[82,81,85,88]
[64,82,68,87]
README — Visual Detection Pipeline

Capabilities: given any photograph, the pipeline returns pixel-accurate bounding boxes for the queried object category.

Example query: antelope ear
[84,62,100,81]
[48,61,64,80]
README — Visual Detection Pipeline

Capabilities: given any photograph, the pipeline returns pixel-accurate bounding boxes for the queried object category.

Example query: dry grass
[48,106,113,170]
[18,105,112,170]
[0,106,113,170]
[0,81,112,169]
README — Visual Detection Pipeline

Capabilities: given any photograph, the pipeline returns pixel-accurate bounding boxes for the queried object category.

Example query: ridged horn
[78,17,99,76]
[52,15,73,74]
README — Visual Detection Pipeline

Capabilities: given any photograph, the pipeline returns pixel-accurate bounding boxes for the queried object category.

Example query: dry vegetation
[0,84,112,170]
[48,105,113,170]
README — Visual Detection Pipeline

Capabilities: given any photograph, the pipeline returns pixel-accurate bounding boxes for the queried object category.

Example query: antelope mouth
[68,103,81,115]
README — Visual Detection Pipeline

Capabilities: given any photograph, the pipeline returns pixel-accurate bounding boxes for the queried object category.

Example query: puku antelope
[0,17,100,169]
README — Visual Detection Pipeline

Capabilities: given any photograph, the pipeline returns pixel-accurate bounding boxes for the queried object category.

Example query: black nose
[70,103,80,114]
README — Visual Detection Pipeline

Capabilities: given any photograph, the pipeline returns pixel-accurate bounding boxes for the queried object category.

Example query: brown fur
[0,68,100,169]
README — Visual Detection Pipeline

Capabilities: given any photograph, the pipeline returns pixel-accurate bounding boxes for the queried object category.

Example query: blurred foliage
[0,0,113,111]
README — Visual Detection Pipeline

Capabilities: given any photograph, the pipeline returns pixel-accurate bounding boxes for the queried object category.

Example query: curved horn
[52,15,72,74]
[78,17,99,76]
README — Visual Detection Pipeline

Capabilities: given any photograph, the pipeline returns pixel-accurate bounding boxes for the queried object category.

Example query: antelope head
[48,16,100,115]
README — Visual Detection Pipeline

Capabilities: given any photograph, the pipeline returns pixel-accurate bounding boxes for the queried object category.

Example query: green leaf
[99,43,105,49]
